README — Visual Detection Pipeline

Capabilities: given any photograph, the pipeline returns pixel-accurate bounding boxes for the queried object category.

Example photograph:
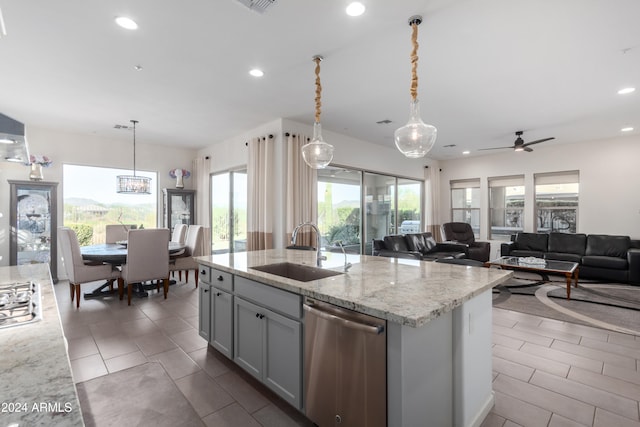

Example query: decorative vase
[175,174,184,188]
[29,163,44,181]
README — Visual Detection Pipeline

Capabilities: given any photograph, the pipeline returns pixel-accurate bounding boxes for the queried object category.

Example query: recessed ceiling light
[249,68,264,77]
[621,126,634,132]
[617,87,635,95]
[346,2,365,17]
[115,16,138,30]
[462,151,470,155]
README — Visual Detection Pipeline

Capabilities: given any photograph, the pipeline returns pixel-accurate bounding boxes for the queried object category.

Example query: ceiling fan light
[514,146,525,152]
[394,99,437,158]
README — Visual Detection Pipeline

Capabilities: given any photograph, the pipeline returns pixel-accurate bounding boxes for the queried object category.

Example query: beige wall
[437,134,640,243]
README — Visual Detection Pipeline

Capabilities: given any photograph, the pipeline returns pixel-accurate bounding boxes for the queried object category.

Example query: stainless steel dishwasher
[304,298,386,427]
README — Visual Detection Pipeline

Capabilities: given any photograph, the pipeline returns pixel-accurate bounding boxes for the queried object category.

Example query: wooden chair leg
[108,279,114,291]
[179,271,182,281]
[163,278,169,299]
[75,284,81,308]
[127,283,133,306]
[118,278,124,300]
[185,270,189,284]
[70,282,75,301]
[195,269,199,288]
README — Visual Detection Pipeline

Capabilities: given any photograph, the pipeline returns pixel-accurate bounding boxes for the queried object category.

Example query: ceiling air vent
[234,0,277,14]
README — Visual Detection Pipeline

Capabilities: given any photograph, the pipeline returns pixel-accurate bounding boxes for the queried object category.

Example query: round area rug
[492,274,640,336]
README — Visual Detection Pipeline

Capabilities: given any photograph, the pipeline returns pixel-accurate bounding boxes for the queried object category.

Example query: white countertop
[0,264,84,426]
[195,249,512,327]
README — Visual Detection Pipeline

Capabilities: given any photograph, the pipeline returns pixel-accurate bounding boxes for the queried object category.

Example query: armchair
[441,222,491,262]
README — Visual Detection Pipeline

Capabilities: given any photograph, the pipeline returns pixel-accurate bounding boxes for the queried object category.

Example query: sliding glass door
[317,167,423,255]
[211,170,247,254]
[317,167,362,254]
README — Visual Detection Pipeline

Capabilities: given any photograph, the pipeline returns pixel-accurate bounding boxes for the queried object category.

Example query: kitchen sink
[250,262,343,282]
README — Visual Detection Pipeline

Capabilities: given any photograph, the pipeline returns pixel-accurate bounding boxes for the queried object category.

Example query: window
[211,170,247,254]
[450,179,480,237]
[63,164,157,245]
[489,175,524,240]
[535,171,579,233]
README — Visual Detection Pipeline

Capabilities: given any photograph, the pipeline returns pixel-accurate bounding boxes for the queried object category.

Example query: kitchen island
[195,249,512,427]
[0,264,84,426]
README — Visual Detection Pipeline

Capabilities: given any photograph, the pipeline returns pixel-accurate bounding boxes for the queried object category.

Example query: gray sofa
[372,232,468,261]
[501,232,640,284]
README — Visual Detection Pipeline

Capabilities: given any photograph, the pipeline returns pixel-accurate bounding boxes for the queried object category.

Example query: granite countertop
[195,249,512,327]
[0,264,84,426]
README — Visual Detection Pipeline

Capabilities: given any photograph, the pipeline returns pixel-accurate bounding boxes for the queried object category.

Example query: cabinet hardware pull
[255,313,260,318]
[259,314,265,319]
[216,292,221,296]
[201,270,206,275]
[217,276,224,281]
[204,289,209,293]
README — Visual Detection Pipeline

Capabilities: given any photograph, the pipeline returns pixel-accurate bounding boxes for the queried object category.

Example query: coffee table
[485,256,579,299]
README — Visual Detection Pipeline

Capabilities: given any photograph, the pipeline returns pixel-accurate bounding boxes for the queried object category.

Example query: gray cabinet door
[198,283,211,341]
[263,309,301,409]
[234,297,264,380]
[211,287,233,359]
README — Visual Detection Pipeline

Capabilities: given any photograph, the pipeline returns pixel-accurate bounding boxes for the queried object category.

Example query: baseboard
[466,391,495,427]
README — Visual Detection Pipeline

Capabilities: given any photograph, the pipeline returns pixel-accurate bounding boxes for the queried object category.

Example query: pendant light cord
[314,56,322,123]
[131,119,138,176]
[410,21,419,102]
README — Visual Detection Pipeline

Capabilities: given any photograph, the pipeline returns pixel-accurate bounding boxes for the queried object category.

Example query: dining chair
[105,224,136,244]
[169,224,188,272]
[169,225,203,287]
[171,224,188,244]
[118,228,170,305]
[58,227,121,308]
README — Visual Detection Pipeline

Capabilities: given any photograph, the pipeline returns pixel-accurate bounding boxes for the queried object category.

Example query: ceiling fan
[479,131,555,152]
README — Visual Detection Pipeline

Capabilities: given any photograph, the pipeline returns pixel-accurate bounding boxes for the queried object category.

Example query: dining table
[80,241,186,299]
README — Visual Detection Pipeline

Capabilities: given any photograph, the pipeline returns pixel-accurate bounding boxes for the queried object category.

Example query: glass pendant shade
[302,122,334,169]
[394,99,437,158]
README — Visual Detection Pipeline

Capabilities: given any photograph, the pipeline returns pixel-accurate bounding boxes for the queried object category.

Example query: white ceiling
[1,0,639,160]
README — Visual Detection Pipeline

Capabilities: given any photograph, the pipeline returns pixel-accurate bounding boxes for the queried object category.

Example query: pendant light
[394,15,437,158]
[117,120,151,194]
[302,55,334,169]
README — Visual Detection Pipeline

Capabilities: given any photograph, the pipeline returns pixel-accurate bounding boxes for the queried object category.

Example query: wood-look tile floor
[55,279,640,427]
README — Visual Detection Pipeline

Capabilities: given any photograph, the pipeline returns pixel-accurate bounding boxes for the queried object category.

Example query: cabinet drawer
[200,267,233,291]
[235,276,302,319]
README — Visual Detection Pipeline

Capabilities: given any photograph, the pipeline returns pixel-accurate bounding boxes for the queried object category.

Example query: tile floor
[56,277,640,427]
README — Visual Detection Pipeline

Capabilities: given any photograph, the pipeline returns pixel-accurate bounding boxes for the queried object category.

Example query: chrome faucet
[291,222,326,267]
[335,241,353,272]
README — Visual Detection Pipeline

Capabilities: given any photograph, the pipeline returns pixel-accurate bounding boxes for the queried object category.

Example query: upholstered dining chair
[169,224,189,270]
[105,224,136,243]
[171,224,188,244]
[58,227,121,308]
[169,225,203,287]
[118,228,170,305]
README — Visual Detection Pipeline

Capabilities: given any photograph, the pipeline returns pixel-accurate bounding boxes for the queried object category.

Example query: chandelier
[117,119,151,194]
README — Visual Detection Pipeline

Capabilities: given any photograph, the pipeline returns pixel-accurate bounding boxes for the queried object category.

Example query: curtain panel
[247,135,275,250]
[425,164,442,241]
[285,133,317,247]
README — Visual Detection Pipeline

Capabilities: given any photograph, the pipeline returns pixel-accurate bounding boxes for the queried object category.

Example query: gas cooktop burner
[0,281,42,329]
